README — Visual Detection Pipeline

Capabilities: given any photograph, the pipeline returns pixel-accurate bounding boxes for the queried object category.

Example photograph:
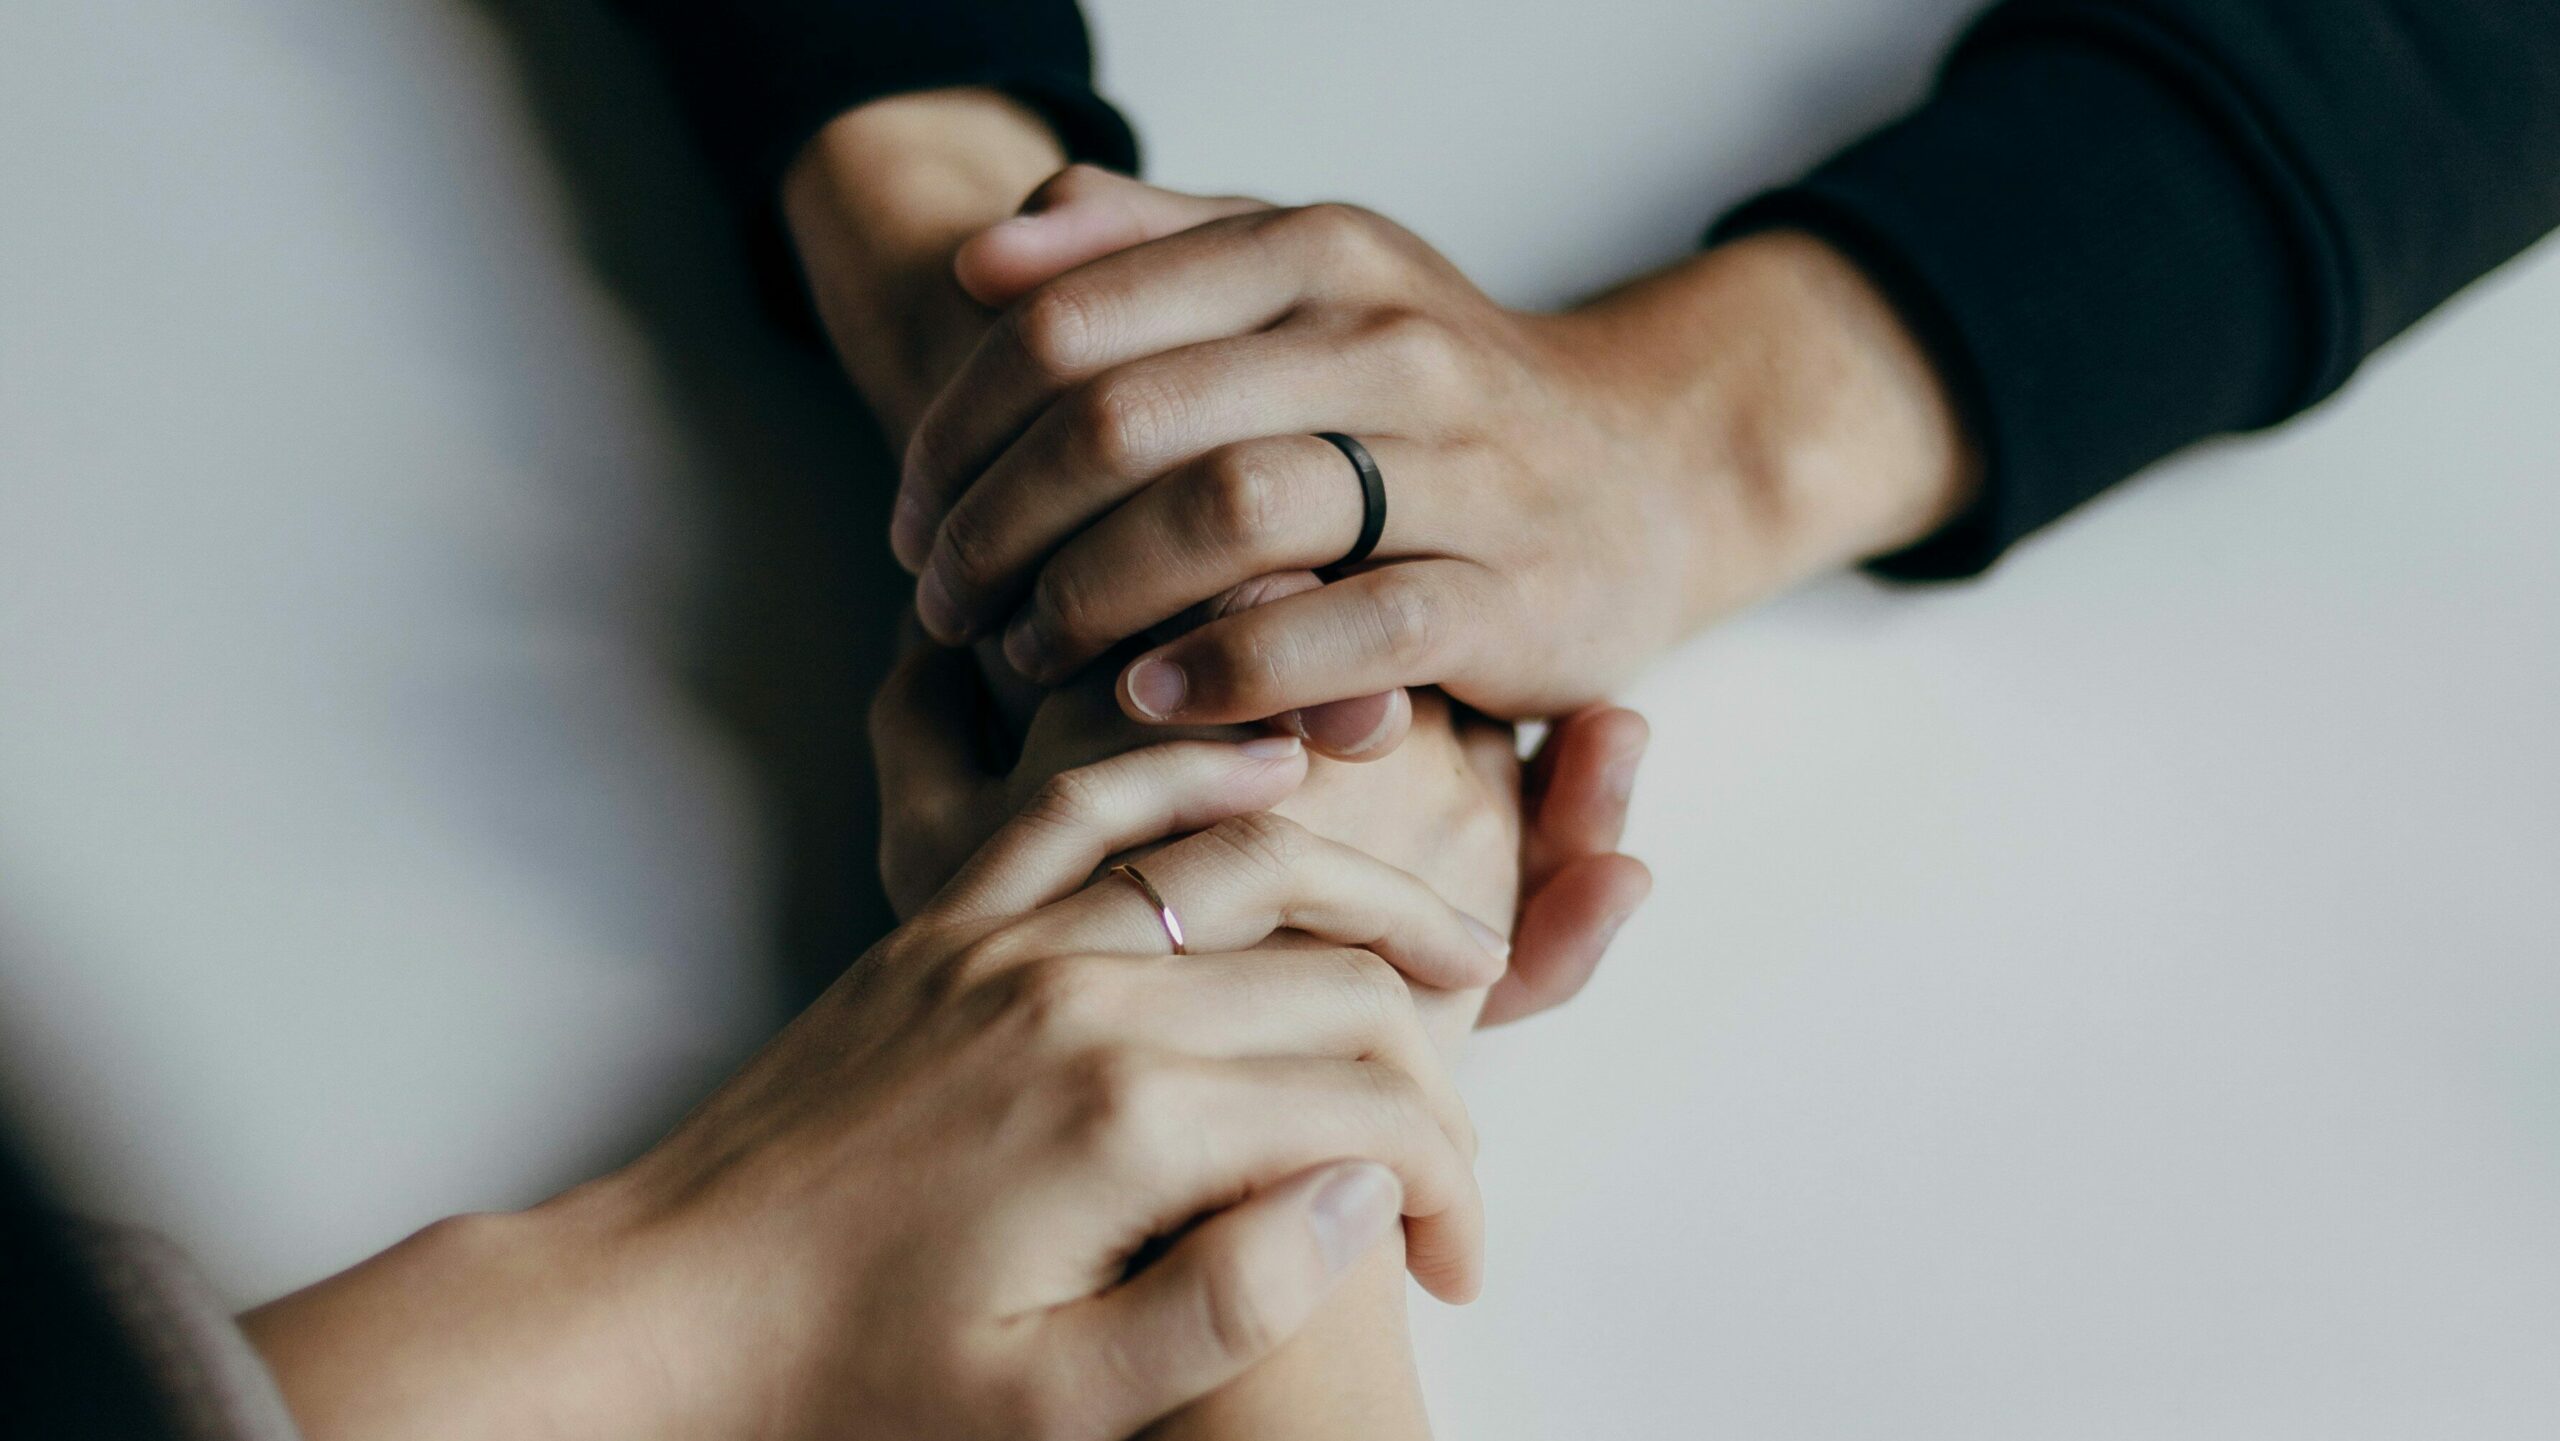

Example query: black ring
[1314,432,1387,569]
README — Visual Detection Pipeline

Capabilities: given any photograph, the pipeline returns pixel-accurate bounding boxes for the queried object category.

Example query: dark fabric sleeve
[1,1133,186,1439]
[614,0,1139,210]
[1718,0,2560,579]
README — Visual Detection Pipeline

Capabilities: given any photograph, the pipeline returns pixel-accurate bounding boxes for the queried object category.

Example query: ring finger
[915,323,1436,646]
[1001,433,1455,684]
[1018,812,1508,991]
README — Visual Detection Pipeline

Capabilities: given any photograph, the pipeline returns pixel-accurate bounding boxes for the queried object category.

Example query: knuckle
[1289,201,1396,275]
[1363,308,1469,399]
[1337,946,1410,1014]
[1022,765,1111,836]
[1031,561,1104,647]
[1210,622,1293,710]
[901,421,960,495]
[1063,1045,1173,1159]
[1003,955,1115,1040]
[1194,445,1289,547]
[933,500,1007,593]
[1364,568,1451,667]
[1012,282,1104,382]
[1208,811,1309,877]
[948,932,1028,992]
[1074,372,1182,478]
[1196,1247,1289,1361]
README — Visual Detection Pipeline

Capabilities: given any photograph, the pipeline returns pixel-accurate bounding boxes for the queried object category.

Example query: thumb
[1480,852,1650,1027]
[956,164,1268,306]
[1054,1162,1402,1435]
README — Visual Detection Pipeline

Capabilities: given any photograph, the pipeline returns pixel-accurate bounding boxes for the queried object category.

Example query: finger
[1119,559,1506,727]
[1480,853,1651,1028]
[915,325,1434,643]
[868,644,1005,915]
[1050,1161,1402,1438]
[997,433,1455,682]
[1169,567,1324,637]
[930,738,1309,924]
[1522,706,1650,882]
[1162,570,1415,763]
[899,202,1416,570]
[954,166,1268,308]
[1119,1055,1484,1302]
[1020,812,1508,990]
[1278,687,1412,761]
[1009,947,1473,1163]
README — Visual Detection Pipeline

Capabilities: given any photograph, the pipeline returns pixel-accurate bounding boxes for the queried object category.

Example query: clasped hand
[895,167,1709,756]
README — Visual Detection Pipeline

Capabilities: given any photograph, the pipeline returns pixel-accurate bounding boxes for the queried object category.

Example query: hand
[247,739,1498,1441]
[894,169,1977,737]
[956,168,1426,760]
[871,641,1651,1031]
[786,122,1417,758]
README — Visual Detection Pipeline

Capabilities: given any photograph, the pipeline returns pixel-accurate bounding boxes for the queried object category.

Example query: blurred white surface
[4,1,2557,1436]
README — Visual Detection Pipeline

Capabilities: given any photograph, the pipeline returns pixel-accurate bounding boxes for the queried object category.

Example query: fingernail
[1461,913,1511,962]
[890,493,932,572]
[1239,734,1303,761]
[1124,656,1188,719]
[916,566,966,642]
[1308,1163,1400,1276]
[1300,692,1396,756]
[1001,611,1050,681]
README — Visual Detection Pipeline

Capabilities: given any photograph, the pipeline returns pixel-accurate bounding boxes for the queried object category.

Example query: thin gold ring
[1107,862,1187,955]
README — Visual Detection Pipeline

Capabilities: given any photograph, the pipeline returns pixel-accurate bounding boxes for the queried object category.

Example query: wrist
[1563,229,1980,629]
[781,88,1070,443]
[243,1183,691,1441]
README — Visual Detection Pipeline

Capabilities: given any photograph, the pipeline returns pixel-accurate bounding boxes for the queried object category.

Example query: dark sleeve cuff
[625,1,1140,210]
[1716,9,2316,579]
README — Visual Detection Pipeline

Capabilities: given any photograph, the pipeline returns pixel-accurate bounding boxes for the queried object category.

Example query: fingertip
[1481,852,1651,1028]
[1286,689,1409,761]
[1601,709,1651,800]
[1121,654,1190,722]
[1407,1219,1486,1305]
[1234,733,1310,785]
[952,214,1048,306]
[1616,852,1654,906]
[1306,1161,1401,1277]
[1213,735,1310,813]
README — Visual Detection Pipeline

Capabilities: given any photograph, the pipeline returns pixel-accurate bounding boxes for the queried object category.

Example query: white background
[4,1,2557,1436]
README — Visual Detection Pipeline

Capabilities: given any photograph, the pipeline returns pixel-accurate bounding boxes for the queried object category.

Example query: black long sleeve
[622,1,2559,580]
[612,0,1137,211]
[1723,0,2560,578]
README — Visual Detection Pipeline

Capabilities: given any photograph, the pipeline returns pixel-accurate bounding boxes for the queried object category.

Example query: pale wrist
[244,1184,690,1441]
[781,88,1069,443]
